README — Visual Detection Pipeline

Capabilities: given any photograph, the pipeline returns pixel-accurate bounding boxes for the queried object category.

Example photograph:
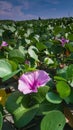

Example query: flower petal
[20,72,35,88]
[1,41,8,47]
[55,37,69,47]
[34,70,51,87]
[18,70,51,94]
[18,79,37,94]
[18,72,37,94]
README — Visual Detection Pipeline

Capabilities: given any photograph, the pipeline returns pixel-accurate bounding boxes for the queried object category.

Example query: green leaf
[8,60,18,71]
[2,69,21,82]
[2,25,8,29]
[25,39,30,44]
[32,86,50,103]
[67,64,73,82]
[68,53,73,60]
[34,34,39,42]
[9,49,24,63]
[0,111,3,130]
[0,59,21,81]
[44,57,54,65]
[66,42,73,52]
[54,76,67,82]
[19,46,26,56]
[8,26,16,32]
[5,91,24,113]
[56,81,71,99]
[0,29,4,36]
[14,104,38,128]
[57,66,68,79]
[6,91,38,128]
[70,80,73,87]
[65,88,73,104]
[28,46,39,61]
[57,65,73,82]
[37,101,61,116]
[41,110,66,130]
[0,59,12,78]
[68,34,73,41]
[36,42,46,51]
[46,92,62,104]
[54,26,62,34]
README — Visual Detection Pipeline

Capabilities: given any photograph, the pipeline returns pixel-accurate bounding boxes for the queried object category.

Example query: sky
[0,0,73,21]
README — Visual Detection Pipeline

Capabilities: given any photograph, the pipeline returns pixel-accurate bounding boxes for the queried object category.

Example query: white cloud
[18,0,30,10]
[0,1,37,20]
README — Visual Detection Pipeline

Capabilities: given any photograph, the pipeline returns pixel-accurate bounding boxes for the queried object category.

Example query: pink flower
[1,41,8,47]
[55,37,69,46]
[0,41,8,49]
[18,70,51,94]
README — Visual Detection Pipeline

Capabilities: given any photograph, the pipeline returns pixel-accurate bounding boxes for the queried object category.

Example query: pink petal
[1,41,8,47]
[33,70,51,88]
[18,72,37,94]
[61,38,69,46]
[18,70,51,94]
[20,72,35,88]
[18,80,33,94]
[55,37,69,47]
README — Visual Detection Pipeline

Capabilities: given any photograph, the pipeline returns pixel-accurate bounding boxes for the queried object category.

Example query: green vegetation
[0,17,73,130]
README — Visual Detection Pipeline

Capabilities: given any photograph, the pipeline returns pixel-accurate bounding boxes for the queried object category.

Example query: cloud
[0,1,12,12]
[0,0,69,20]
[0,1,37,20]
[18,0,30,10]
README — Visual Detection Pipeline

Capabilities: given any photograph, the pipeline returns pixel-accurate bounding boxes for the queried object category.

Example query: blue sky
[0,0,73,20]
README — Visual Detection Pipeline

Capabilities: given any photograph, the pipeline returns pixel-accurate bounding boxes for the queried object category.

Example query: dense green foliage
[0,17,73,130]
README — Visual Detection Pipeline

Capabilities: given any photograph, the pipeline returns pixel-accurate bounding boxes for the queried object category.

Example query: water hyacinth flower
[55,37,69,46]
[18,70,51,94]
[0,41,8,49]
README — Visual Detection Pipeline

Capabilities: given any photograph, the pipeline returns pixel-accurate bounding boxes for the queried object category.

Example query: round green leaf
[2,69,21,82]
[56,81,71,99]
[46,92,62,104]
[41,110,66,130]
[0,59,12,78]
